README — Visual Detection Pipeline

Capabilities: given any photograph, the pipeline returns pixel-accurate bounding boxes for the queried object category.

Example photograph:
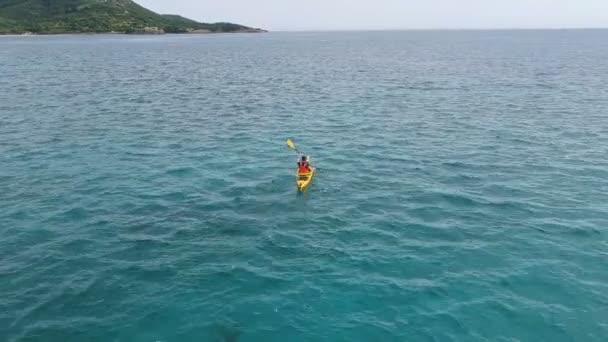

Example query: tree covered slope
[0,0,261,34]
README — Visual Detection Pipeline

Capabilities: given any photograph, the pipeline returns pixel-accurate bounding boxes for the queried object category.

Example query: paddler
[297,154,311,173]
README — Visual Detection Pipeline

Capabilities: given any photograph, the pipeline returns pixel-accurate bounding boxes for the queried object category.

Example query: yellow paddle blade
[287,139,296,150]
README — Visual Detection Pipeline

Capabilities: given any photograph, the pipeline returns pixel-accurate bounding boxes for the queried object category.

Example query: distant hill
[0,0,265,34]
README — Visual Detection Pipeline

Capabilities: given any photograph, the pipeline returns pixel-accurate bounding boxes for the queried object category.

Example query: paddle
[286,139,300,154]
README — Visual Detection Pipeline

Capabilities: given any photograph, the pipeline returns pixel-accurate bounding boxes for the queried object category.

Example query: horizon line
[264,27,608,32]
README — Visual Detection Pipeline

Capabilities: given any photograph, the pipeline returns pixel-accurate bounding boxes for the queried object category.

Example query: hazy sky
[137,0,608,31]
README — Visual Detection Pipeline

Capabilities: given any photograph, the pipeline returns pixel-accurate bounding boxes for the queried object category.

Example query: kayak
[296,166,315,192]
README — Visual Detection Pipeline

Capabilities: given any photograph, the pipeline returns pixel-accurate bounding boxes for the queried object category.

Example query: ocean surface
[1,30,608,341]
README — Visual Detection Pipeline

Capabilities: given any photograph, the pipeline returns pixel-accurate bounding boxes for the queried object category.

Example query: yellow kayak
[296,167,315,192]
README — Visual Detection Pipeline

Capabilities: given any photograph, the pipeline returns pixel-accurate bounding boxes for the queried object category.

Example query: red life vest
[298,163,309,173]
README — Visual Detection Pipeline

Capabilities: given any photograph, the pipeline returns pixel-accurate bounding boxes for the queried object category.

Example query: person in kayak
[297,154,312,173]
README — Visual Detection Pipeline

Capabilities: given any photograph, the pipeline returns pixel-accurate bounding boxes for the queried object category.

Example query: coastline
[0,29,268,36]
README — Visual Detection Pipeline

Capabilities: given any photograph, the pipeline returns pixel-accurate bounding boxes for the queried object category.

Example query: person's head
[301,156,307,162]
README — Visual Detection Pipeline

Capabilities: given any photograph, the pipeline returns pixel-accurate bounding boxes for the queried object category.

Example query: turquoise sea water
[1,30,608,341]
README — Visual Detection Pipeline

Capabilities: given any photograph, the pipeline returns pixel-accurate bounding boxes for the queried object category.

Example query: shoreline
[0,29,267,36]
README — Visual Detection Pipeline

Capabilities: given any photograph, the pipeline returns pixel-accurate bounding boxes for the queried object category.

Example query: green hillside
[0,0,261,34]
